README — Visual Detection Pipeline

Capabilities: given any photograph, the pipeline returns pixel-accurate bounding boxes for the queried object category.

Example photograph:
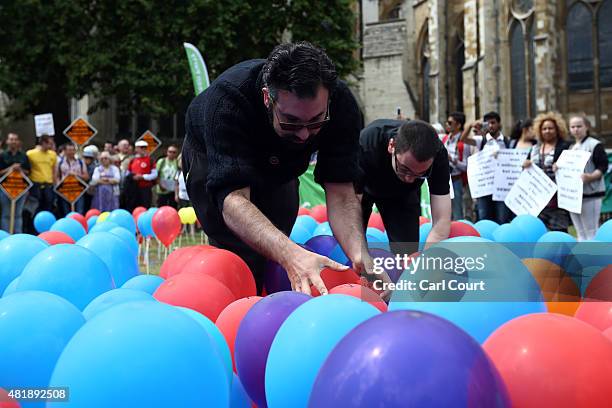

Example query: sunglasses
[393,144,442,180]
[271,98,331,132]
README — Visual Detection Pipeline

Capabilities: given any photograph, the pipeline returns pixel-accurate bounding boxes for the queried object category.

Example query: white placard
[493,149,530,201]
[449,176,455,200]
[555,150,591,214]
[467,149,496,198]
[504,165,558,216]
[34,113,55,136]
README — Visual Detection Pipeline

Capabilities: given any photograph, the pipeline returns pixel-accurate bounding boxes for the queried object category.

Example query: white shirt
[176,171,189,201]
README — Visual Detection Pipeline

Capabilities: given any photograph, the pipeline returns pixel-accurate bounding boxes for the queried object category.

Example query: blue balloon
[122,274,164,294]
[312,221,333,237]
[48,301,230,407]
[492,223,530,258]
[265,295,380,408]
[17,244,115,310]
[305,235,339,257]
[83,288,154,320]
[294,215,318,234]
[419,222,433,250]
[0,229,9,240]
[533,231,577,265]
[290,225,312,245]
[50,217,86,241]
[107,209,137,235]
[87,215,99,231]
[366,227,387,243]
[138,209,157,238]
[109,227,139,256]
[34,210,56,233]
[458,219,475,226]
[327,244,349,264]
[0,234,49,295]
[595,219,612,242]
[0,291,85,391]
[77,232,139,287]
[88,220,120,234]
[390,237,546,343]
[2,276,19,297]
[177,306,233,384]
[511,214,548,242]
[231,373,251,408]
[474,219,500,241]
[308,311,510,408]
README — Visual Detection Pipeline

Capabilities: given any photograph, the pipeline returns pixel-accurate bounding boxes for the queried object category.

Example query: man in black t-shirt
[183,42,388,295]
[358,119,452,253]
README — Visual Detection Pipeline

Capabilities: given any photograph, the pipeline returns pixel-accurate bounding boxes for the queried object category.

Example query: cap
[83,144,99,158]
[82,150,95,158]
[135,140,148,148]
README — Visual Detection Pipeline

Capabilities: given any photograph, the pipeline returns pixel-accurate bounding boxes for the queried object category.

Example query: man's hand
[283,245,348,296]
[522,160,532,169]
[351,251,393,301]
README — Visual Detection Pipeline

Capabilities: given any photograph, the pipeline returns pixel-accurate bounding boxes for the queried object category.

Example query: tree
[0,0,359,123]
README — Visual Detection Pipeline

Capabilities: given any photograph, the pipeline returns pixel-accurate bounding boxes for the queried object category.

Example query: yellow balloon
[178,208,189,224]
[97,212,110,223]
[185,207,197,225]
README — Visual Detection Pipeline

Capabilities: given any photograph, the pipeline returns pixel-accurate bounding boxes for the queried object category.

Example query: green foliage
[0,0,359,119]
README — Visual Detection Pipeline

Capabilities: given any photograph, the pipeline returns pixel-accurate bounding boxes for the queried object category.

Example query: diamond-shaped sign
[63,117,98,146]
[54,174,88,204]
[0,168,33,201]
[136,130,162,155]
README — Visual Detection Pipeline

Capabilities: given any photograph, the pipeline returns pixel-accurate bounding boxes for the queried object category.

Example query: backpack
[480,135,511,151]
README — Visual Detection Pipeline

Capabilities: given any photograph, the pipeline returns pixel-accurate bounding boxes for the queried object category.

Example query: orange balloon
[574,301,612,332]
[38,230,76,245]
[367,212,385,232]
[154,272,236,321]
[182,249,256,299]
[160,245,215,279]
[329,283,387,312]
[215,296,262,371]
[584,265,612,301]
[484,313,612,408]
[522,258,582,316]
[310,267,361,296]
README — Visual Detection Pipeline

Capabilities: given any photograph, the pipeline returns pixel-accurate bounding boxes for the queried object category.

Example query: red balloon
[85,209,101,220]
[584,265,612,301]
[154,272,236,321]
[182,249,256,299]
[215,296,262,371]
[310,267,361,296]
[310,205,327,223]
[132,206,147,217]
[574,301,612,332]
[152,206,181,247]
[329,283,387,312]
[419,216,430,226]
[448,221,480,238]
[160,245,215,279]
[38,231,76,245]
[604,326,612,341]
[0,388,21,408]
[68,213,88,232]
[368,212,385,232]
[297,207,311,216]
[484,313,612,408]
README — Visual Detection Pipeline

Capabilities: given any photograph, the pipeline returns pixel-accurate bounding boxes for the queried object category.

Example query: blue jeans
[477,195,510,224]
[0,191,27,233]
[59,195,85,216]
[451,178,464,220]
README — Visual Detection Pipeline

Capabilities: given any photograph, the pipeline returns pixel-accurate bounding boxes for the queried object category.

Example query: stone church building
[358,0,611,142]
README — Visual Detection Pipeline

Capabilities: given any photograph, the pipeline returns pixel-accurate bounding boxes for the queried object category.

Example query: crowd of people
[0,133,187,234]
[438,110,608,240]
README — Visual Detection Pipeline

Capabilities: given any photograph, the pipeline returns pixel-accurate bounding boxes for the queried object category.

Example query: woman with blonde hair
[566,115,608,240]
[523,112,571,231]
[90,151,121,211]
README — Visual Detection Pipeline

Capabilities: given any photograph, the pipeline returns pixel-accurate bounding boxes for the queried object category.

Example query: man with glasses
[154,144,180,208]
[183,42,388,295]
[357,119,452,253]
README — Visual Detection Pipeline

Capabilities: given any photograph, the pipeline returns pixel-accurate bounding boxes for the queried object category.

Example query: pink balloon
[152,206,181,247]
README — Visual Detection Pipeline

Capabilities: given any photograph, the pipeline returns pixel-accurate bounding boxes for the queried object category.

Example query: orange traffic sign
[54,174,88,204]
[63,117,98,146]
[137,130,162,155]
[0,168,33,201]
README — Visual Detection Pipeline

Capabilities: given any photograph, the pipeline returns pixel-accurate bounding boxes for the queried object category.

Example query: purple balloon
[305,235,339,257]
[308,311,510,408]
[368,248,403,283]
[264,260,292,294]
[235,291,311,408]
